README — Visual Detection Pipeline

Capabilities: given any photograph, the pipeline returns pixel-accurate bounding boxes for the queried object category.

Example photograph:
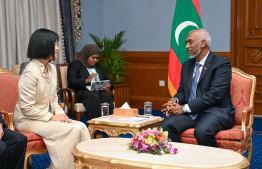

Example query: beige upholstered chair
[56,64,86,121]
[11,65,21,75]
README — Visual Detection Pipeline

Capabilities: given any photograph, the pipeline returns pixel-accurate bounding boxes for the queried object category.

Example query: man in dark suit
[160,29,236,147]
[0,111,27,169]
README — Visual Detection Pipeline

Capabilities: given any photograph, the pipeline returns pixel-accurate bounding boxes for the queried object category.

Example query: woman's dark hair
[27,28,59,60]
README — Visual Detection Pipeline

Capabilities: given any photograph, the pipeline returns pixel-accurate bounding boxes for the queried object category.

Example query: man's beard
[189,46,201,59]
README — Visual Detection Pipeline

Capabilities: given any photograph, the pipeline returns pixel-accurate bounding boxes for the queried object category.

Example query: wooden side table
[87,115,163,139]
[72,138,250,169]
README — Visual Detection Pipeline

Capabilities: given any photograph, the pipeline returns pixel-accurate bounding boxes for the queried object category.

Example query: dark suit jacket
[19,62,29,75]
[174,51,236,128]
[67,60,115,102]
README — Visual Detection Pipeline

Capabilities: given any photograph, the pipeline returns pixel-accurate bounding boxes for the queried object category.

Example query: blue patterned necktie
[188,63,202,120]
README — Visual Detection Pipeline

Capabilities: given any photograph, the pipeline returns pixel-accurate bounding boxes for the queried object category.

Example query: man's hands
[161,98,184,117]
[0,125,4,140]
[50,114,72,123]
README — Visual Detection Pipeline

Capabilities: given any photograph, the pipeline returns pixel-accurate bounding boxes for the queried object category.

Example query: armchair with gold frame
[0,68,48,169]
[179,67,256,162]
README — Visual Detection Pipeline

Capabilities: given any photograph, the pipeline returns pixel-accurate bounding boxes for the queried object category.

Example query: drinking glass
[144,101,152,117]
[101,102,110,117]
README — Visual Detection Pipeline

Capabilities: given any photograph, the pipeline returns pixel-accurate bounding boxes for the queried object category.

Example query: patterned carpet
[31,112,262,169]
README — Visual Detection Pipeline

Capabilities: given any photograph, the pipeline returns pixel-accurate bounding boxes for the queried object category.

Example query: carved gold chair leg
[25,156,32,169]
[247,143,253,162]
[24,149,48,169]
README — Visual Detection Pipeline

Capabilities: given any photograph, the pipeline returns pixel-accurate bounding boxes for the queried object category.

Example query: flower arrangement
[129,128,178,155]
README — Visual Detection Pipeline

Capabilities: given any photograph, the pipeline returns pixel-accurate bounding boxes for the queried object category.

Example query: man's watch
[0,123,3,127]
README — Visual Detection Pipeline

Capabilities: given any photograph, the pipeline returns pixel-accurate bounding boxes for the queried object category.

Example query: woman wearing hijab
[14,28,91,169]
[67,44,115,120]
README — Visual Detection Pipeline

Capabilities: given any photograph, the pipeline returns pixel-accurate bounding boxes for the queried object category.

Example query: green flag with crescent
[168,0,203,96]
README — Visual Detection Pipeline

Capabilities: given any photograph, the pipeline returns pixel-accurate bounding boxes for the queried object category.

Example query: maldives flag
[168,0,203,97]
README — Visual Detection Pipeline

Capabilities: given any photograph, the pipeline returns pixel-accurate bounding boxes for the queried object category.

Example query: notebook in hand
[90,80,110,92]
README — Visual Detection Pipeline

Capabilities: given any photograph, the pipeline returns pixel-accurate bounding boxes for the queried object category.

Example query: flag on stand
[168,0,203,97]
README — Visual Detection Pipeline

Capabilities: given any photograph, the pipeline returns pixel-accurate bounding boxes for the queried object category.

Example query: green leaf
[89,30,130,84]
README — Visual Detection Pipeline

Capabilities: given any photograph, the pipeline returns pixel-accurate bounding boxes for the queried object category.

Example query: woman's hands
[50,114,72,123]
[85,73,97,83]
[101,83,111,91]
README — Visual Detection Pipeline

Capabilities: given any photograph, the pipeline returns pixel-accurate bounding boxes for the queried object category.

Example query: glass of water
[144,101,152,117]
[101,102,110,117]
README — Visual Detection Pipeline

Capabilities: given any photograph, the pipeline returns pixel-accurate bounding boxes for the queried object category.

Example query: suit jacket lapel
[81,65,90,78]
[187,59,196,91]
[198,51,213,83]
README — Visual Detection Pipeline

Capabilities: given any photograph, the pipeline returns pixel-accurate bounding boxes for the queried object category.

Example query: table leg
[88,126,96,139]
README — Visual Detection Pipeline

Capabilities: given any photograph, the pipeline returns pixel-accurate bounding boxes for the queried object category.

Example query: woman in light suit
[14,28,91,169]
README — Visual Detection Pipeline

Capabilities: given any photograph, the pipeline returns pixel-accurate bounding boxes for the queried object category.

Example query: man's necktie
[188,63,202,120]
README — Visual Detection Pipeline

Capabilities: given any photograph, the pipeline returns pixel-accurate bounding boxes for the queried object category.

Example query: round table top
[75,138,249,169]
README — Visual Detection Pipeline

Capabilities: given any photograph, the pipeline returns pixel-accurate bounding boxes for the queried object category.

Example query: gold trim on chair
[6,112,14,131]
[232,67,256,162]
[0,68,20,78]
[24,149,48,169]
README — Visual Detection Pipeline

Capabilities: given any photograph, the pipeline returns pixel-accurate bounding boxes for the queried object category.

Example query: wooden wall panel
[114,82,131,108]
[123,51,230,110]
[231,0,262,116]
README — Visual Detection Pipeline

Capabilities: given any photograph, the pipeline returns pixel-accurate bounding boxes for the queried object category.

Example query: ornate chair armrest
[1,110,14,131]
[63,87,76,116]
[241,106,252,140]
[241,110,247,132]
[60,88,70,107]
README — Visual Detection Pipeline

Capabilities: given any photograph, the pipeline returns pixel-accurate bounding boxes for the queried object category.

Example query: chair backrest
[12,65,21,75]
[0,68,20,113]
[56,63,69,89]
[230,67,256,125]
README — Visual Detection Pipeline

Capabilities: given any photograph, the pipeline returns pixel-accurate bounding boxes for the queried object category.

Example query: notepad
[114,117,148,123]
[90,80,110,92]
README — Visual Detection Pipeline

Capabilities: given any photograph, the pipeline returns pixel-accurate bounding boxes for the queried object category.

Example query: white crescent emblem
[175,21,199,46]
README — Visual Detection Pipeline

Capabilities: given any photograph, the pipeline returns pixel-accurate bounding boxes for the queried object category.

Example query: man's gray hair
[198,29,211,47]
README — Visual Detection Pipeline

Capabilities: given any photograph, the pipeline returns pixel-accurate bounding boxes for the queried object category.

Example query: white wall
[77,0,231,52]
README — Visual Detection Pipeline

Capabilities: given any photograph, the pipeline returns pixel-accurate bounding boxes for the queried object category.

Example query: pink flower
[173,148,178,154]
[138,134,144,140]
[128,129,178,155]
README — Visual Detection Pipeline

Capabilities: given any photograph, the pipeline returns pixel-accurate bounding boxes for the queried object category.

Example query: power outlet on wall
[159,80,165,86]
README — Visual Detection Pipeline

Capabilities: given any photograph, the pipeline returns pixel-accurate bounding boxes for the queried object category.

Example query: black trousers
[160,112,227,147]
[79,90,114,120]
[0,128,27,169]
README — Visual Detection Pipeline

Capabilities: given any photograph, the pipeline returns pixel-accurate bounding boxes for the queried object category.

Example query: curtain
[0,0,63,70]
[59,0,76,63]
